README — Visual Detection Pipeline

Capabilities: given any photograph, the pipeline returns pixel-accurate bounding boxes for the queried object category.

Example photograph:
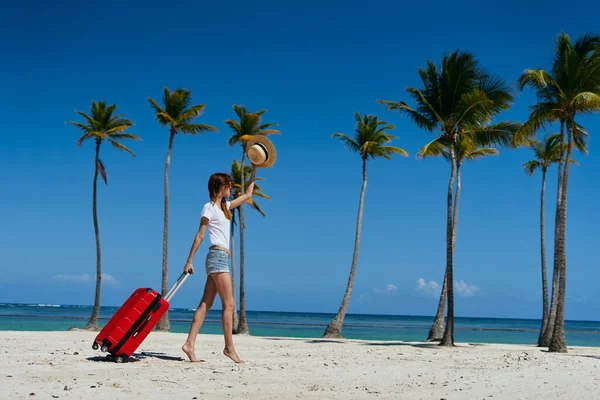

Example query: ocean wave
[31,304,61,308]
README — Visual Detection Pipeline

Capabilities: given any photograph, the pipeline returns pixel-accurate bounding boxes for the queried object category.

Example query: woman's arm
[229,163,257,209]
[183,217,209,274]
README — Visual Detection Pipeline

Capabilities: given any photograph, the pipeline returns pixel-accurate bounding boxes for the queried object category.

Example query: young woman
[181,164,257,364]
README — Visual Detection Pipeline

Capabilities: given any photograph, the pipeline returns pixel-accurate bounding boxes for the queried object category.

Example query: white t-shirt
[201,201,231,249]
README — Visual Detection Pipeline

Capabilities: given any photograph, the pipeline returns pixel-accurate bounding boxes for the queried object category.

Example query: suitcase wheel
[101,346,108,353]
[92,343,99,350]
[106,354,125,363]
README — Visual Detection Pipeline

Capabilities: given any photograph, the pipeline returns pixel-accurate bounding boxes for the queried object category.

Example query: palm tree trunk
[231,209,240,333]
[540,120,565,347]
[537,168,549,345]
[236,152,250,335]
[428,273,448,341]
[323,158,367,338]
[157,129,175,332]
[85,141,102,331]
[549,118,574,353]
[440,148,457,347]
[428,161,461,341]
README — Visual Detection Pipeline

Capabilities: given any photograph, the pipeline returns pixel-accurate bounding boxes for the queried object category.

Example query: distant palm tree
[229,160,271,333]
[522,133,574,346]
[417,133,499,341]
[148,87,218,331]
[226,104,279,334]
[517,32,600,352]
[323,113,408,338]
[379,50,518,346]
[67,100,140,330]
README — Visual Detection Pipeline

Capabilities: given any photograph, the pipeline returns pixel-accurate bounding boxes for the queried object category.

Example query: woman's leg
[182,275,217,362]
[211,272,243,363]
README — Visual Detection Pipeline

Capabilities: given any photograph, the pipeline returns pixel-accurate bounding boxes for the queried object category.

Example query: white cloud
[102,274,119,287]
[53,273,91,283]
[454,280,479,297]
[52,273,119,287]
[373,284,398,296]
[416,278,441,296]
[416,278,480,297]
[358,283,398,303]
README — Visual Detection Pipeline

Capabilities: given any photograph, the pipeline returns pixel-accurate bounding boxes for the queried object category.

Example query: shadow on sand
[261,336,472,350]
[569,354,600,360]
[87,351,185,363]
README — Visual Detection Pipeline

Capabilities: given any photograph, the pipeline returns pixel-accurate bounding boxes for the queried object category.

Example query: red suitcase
[92,272,189,362]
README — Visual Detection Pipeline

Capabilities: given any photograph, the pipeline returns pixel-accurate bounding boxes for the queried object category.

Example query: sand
[0,331,598,399]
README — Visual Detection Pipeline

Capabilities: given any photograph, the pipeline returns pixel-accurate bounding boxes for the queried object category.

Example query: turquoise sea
[2,303,600,347]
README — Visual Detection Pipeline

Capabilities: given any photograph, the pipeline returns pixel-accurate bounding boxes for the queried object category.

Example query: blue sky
[1,0,599,321]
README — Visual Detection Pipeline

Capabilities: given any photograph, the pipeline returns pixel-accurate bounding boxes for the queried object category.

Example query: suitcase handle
[163,272,190,303]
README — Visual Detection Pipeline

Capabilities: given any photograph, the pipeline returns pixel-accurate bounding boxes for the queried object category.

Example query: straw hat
[246,136,277,168]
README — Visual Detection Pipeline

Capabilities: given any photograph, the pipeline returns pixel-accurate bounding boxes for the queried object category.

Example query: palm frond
[74,131,97,147]
[74,111,96,127]
[257,129,281,135]
[69,101,137,157]
[336,113,406,161]
[229,158,271,215]
[452,90,495,131]
[226,105,279,148]
[67,121,92,132]
[572,91,600,112]
[108,133,141,141]
[109,140,135,157]
[377,99,436,131]
[148,98,173,126]
[464,147,498,161]
[467,121,521,148]
[382,50,519,154]
[248,201,266,216]
[369,145,408,160]
[513,102,559,146]
[105,121,134,133]
[572,122,589,155]
[523,160,542,175]
[332,133,360,153]
[150,88,213,133]
[517,69,555,92]
[417,137,449,160]
[97,158,108,184]
[180,104,207,123]
[405,88,445,126]
[250,191,271,201]
[179,123,219,135]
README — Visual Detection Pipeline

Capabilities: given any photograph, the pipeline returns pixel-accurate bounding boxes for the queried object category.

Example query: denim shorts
[205,249,230,275]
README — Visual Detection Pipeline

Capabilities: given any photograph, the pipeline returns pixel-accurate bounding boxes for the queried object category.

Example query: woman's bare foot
[182,343,201,362]
[223,348,243,363]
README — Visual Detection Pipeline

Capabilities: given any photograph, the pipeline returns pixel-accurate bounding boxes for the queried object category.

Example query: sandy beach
[1,331,599,399]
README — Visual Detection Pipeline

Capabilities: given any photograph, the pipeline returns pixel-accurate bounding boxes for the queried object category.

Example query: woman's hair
[208,172,233,220]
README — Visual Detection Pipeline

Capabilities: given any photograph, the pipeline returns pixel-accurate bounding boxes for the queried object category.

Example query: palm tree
[516,32,600,352]
[378,50,518,346]
[524,126,588,348]
[67,100,140,330]
[522,133,579,346]
[148,87,218,331]
[323,113,408,338]
[226,105,279,334]
[229,159,271,333]
[417,133,499,341]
